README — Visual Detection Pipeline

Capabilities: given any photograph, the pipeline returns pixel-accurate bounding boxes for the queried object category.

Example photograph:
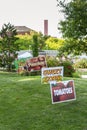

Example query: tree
[15,34,32,50]
[31,31,49,51]
[31,34,39,57]
[45,37,64,50]
[31,32,50,57]
[0,23,19,71]
[57,0,87,55]
[15,31,49,52]
[37,32,47,50]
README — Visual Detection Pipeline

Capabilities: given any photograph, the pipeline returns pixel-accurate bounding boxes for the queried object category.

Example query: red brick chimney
[44,20,48,35]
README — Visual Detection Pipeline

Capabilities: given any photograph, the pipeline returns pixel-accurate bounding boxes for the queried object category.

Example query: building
[14,26,36,35]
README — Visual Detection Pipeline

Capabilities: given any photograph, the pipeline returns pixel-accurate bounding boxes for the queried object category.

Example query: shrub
[74,59,87,68]
[59,60,75,77]
[46,56,59,67]
[46,56,75,77]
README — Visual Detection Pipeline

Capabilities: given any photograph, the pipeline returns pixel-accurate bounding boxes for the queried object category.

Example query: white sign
[41,66,63,83]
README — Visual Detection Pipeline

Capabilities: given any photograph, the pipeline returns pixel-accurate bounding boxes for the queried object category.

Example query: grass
[73,68,87,78]
[0,71,87,130]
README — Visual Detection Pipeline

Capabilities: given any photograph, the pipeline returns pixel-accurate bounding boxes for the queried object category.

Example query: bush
[46,56,59,67]
[59,60,75,77]
[74,59,87,68]
[46,56,75,77]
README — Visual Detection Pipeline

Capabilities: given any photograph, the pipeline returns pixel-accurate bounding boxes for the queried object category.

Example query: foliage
[37,32,49,50]
[57,0,87,38]
[58,38,87,56]
[59,60,75,77]
[31,34,39,57]
[45,37,64,50]
[31,32,50,57]
[74,59,87,68]
[57,0,87,55]
[16,32,49,51]
[46,56,75,77]
[46,56,59,67]
[0,23,20,71]
[0,71,87,130]
[15,34,32,50]
[32,32,50,50]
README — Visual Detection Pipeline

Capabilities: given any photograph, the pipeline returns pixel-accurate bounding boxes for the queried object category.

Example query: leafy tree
[15,34,32,50]
[37,32,46,50]
[59,38,87,56]
[31,31,49,51]
[45,37,64,50]
[16,31,48,51]
[31,34,39,57]
[31,32,50,57]
[0,23,19,71]
[37,32,50,50]
[57,0,87,55]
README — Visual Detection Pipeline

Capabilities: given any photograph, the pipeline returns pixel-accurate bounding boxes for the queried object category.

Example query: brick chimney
[44,20,48,35]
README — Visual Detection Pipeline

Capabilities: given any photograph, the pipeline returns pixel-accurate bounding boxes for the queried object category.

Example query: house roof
[14,26,34,33]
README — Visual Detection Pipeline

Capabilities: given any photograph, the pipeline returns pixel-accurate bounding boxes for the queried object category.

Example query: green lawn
[0,71,87,130]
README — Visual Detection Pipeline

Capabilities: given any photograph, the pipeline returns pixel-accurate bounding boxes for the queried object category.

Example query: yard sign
[26,55,47,72]
[41,66,63,84]
[50,80,76,104]
[18,55,47,74]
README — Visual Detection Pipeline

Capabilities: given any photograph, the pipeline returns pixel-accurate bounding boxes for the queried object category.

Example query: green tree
[31,32,50,57]
[57,0,87,55]
[58,38,87,56]
[15,34,32,50]
[15,31,49,52]
[31,31,49,51]
[0,23,19,71]
[31,34,39,57]
[45,37,64,50]
[37,32,50,50]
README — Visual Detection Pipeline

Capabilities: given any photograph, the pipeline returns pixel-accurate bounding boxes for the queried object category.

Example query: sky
[0,0,65,38]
